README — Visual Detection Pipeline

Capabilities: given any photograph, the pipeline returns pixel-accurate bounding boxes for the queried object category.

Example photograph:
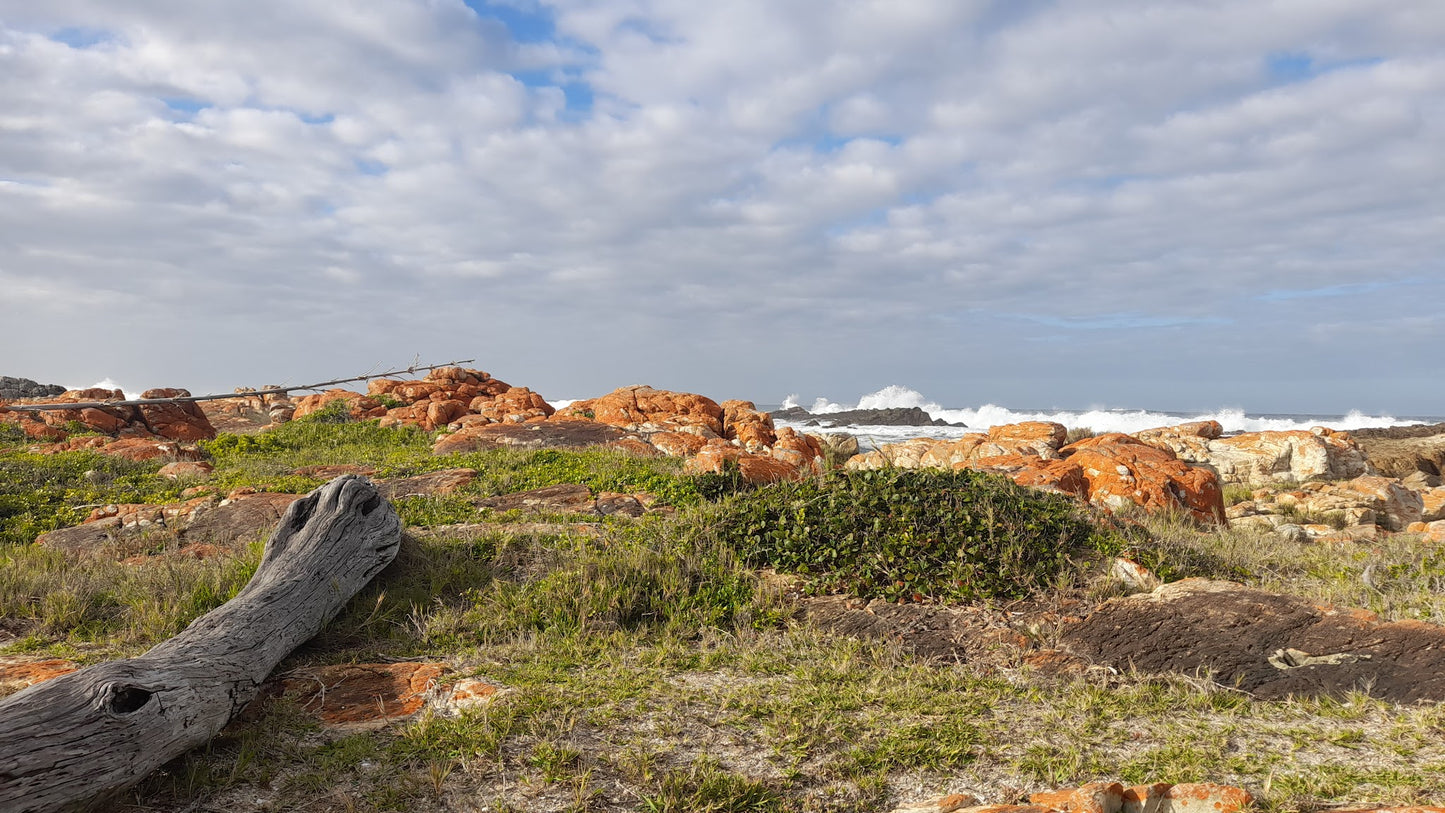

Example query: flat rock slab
[473,483,647,517]
[1061,579,1445,702]
[179,492,300,545]
[376,468,477,499]
[35,492,302,556]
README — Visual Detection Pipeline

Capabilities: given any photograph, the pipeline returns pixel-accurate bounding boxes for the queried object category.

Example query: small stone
[158,461,215,479]
[1110,558,1161,593]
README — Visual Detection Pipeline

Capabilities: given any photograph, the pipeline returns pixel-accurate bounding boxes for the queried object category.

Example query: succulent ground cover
[2,411,1444,812]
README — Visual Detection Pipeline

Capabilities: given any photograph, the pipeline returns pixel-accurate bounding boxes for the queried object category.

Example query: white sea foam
[776,385,1428,439]
[78,378,141,401]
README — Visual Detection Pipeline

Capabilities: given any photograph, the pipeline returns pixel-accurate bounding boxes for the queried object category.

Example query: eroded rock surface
[1061,579,1445,702]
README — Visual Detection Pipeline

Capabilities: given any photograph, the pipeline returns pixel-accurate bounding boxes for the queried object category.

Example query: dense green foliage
[711,467,1122,602]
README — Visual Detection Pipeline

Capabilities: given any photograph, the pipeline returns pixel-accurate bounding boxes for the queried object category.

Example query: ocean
[768,385,1445,450]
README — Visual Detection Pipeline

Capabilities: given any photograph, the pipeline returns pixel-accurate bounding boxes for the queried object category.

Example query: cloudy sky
[2,1,1442,414]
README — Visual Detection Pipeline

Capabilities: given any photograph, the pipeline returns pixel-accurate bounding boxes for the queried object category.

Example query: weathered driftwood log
[0,475,402,813]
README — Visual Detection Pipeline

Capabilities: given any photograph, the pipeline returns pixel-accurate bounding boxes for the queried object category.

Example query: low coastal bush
[709,468,1122,603]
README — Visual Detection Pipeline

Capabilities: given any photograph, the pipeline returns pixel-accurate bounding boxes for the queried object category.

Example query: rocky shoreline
[7,368,1445,812]
[5,368,1445,546]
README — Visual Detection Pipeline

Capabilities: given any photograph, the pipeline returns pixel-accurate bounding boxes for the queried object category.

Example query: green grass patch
[0,451,182,546]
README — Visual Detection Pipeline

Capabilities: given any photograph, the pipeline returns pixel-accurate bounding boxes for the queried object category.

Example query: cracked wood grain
[0,475,401,813]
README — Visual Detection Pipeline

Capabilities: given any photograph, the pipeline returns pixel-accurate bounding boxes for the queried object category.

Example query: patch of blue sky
[1266,52,1385,84]
[354,159,388,176]
[462,0,555,43]
[1256,279,1415,302]
[507,68,594,116]
[561,81,593,115]
[162,97,209,116]
[50,27,112,49]
[299,112,335,125]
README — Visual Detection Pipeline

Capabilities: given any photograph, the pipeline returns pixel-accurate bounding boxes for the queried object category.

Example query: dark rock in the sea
[1061,579,1445,703]
[770,406,813,421]
[1350,422,1445,441]
[770,405,962,428]
[0,376,65,401]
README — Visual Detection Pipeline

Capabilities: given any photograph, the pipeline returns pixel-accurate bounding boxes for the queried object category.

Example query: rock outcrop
[773,405,956,427]
[845,425,1224,523]
[1062,434,1226,524]
[1352,430,1445,479]
[0,376,65,401]
[2,388,217,445]
[292,367,553,431]
[1136,426,1371,485]
[1061,579,1445,703]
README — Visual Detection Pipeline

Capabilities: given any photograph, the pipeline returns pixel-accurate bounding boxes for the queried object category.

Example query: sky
[1,1,1442,415]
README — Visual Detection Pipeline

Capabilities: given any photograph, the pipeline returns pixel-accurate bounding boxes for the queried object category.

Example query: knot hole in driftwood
[289,492,319,531]
[107,685,154,715]
[361,493,381,515]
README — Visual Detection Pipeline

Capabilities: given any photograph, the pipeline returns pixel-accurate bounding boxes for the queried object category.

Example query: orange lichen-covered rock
[136,388,216,441]
[989,421,1067,455]
[1,406,68,441]
[1063,434,1226,523]
[260,662,448,730]
[1155,784,1252,813]
[771,427,825,474]
[683,439,803,484]
[721,399,777,451]
[1030,782,1123,813]
[99,438,207,462]
[562,385,724,436]
[1408,519,1445,543]
[962,454,1089,500]
[292,389,370,419]
[468,387,555,425]
[650,430,710,458]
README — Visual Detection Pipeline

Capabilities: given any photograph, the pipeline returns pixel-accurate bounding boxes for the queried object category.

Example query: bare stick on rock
[0,475,402,813]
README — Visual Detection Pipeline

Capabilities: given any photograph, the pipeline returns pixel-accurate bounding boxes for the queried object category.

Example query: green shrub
[711,468,1121,603]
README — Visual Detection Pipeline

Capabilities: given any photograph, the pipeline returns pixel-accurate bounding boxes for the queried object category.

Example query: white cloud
[0,0,1442,413]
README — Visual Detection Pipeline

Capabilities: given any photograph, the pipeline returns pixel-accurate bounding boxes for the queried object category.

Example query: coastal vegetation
[2,408,1444,812]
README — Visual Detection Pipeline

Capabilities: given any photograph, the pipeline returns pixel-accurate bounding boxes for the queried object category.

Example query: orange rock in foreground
[561,385,725,436]
[252,663,501,729]
[0,658,79,696]
[1063,434,1226,524]
[894,781,1252,813]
